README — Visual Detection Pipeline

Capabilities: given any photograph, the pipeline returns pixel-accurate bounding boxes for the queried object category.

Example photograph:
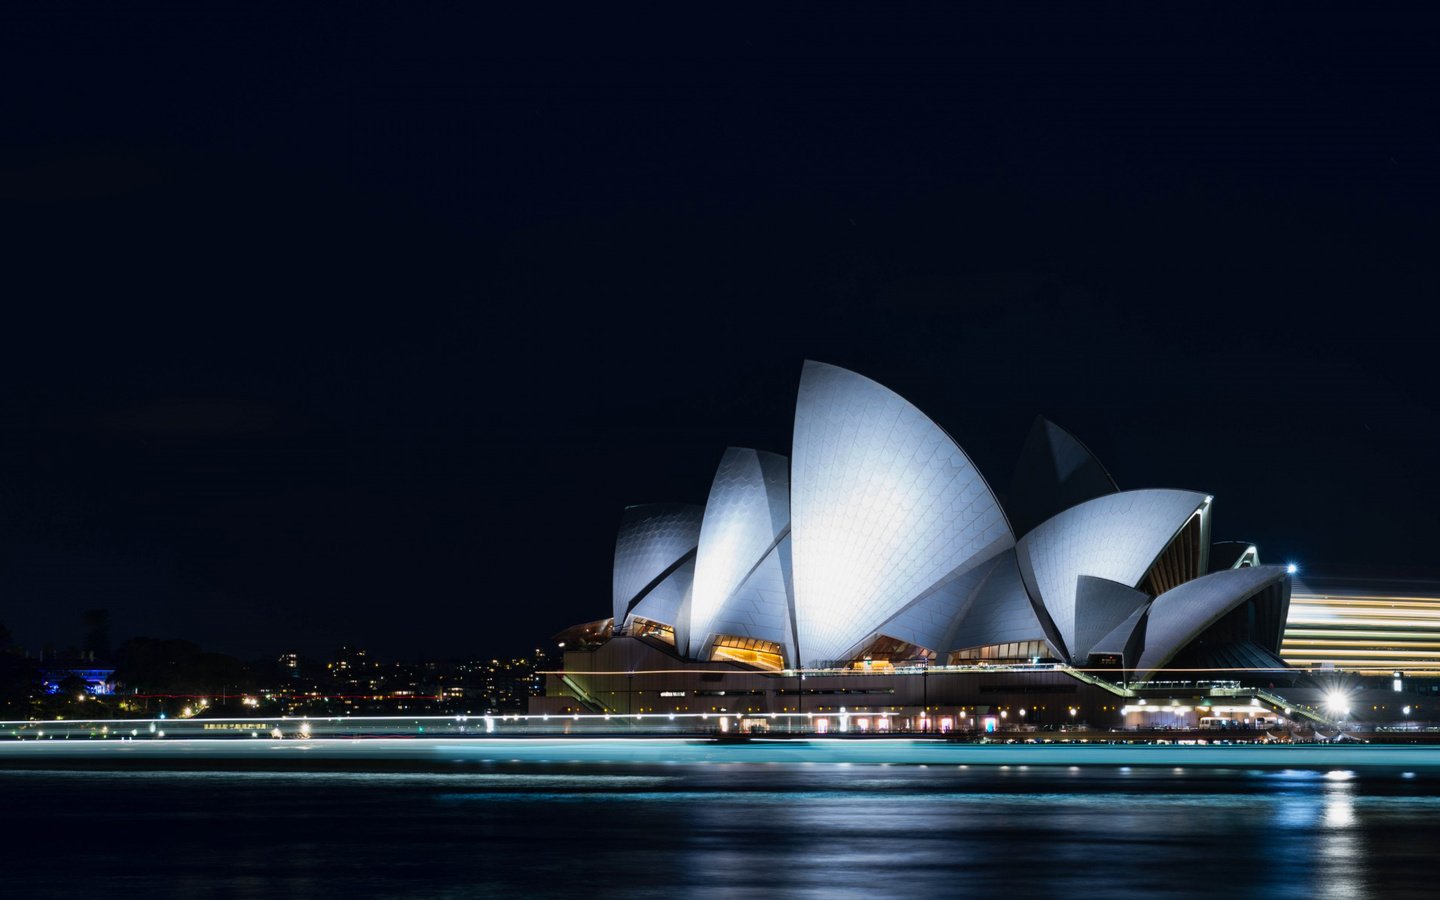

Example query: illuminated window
[709,636,784,671]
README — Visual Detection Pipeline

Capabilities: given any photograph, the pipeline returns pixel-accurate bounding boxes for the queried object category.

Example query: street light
[1324,689,1351,720]
[921,664,929,720]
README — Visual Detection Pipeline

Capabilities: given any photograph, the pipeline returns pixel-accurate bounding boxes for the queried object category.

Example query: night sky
[1,6,1437,659]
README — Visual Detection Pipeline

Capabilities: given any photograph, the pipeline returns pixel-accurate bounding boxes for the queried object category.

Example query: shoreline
[3,737,1440,771]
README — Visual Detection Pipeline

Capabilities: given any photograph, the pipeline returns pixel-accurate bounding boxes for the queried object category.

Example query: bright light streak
[1286,563,1299,575]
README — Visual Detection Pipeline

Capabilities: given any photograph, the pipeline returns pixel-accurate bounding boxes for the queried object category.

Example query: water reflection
[2,764,1438,899]
[1318,779,1363,900]
[1325,782,1357,829]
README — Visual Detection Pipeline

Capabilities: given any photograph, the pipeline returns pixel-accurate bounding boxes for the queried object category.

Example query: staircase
[557,673,606,713]
[1060,667,1133,697]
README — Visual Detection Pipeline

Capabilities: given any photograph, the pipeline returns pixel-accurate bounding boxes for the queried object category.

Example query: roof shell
[1071,575,1150,662]
[871,551,1008,656]
[626,558,696,631]
[1208,541,1260,572]
[696,534,797,664]
[686,448,791,658]
[1132,565,1291,680]
[612,503,703,627]
[789,361,1013,665]
[1006,416,1119,538]
[947,549,1058,656]
[1015,488,1211,661]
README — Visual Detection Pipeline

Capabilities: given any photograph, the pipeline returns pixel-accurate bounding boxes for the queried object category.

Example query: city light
[1324,690,1351,717]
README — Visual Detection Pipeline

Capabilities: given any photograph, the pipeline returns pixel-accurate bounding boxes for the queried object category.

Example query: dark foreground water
[2,761,1435,899]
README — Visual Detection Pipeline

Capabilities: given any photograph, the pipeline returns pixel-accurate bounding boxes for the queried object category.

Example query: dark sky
[1,5,1437,660]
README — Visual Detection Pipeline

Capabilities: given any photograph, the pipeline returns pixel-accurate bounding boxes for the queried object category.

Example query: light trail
[1283,591,1440,673]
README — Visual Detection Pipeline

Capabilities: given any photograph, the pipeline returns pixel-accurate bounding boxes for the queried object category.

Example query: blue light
[1286,563,1299,575]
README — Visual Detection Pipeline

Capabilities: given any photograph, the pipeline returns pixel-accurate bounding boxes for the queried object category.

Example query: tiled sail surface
[1091,603,1150,668]
[612,503,703,627]
[790,361,1013,666]
[701,535,797,663]
[1016,489,1209,662]
[1071,575,1150,662]
[627,558,696,630]
[948,549,1055,653]
[1133,565,1290,679]
[872,552,1007,655]
[686,448,791,658]
[1005,417,1119,539]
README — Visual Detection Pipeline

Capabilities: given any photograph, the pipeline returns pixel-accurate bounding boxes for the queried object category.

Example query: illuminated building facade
[540,361,1319,727]
[39,660,115,695]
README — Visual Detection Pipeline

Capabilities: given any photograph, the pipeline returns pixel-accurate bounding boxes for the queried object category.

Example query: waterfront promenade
[5,736,1440,770]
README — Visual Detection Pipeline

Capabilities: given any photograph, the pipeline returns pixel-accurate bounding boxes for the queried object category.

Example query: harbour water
[2,743,1437,898]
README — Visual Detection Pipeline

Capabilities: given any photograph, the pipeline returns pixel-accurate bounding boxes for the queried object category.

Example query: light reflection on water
[1,764,1437,899]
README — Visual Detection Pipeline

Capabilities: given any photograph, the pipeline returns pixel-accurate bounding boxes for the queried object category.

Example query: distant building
[480,650,549,711]
[330,646,368,672]
[40,651,115,695]
[277,651,301,677]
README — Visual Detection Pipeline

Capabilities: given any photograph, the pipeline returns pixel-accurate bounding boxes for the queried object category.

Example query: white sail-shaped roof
[790,361,1013,666]
[871,552,1007,656]
[626,558,696,631]
[612,503,703,627]
[1091,602,1150,666]
[948,549,1056,654]
[1132,565,1291,680]
[1071,575,1151,662]
[685,448,791,659]
[1015,489,1211,661]
[696,534,797,663]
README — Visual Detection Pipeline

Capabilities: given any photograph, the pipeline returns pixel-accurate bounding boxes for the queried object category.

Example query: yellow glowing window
[709,636,784,671]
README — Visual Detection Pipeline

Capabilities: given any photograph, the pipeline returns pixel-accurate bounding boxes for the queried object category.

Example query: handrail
[556,674,606,713]
[1057,667,1134,697]
[1251,687,1332,726]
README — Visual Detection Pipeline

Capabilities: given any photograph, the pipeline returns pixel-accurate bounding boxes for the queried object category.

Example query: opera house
[534,361,1327,731]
